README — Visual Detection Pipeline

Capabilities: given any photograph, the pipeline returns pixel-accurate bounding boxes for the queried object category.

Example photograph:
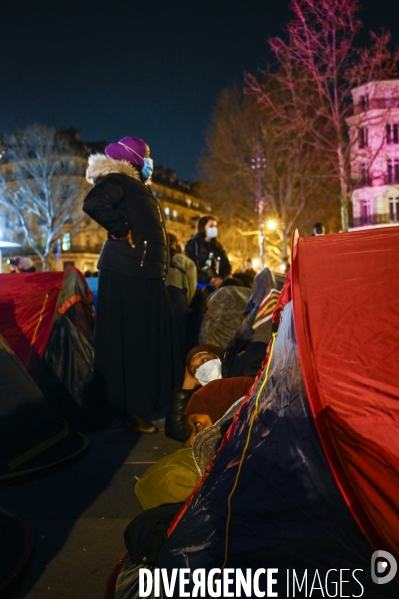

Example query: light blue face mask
[142,157,153,180]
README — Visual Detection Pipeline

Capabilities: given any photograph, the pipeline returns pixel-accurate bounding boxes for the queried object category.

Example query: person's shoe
[127,415,158,434]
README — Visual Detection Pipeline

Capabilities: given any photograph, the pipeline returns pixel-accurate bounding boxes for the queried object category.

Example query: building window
[360,200,372,225]
[358,127,368,148]
[360,163,370,186]
[389,197,399,222]
[360,94,369,111]
[172,209,178,220]
[164,206,170,220]
[386,124,399,144]
[387,159,399,184]
[62,232,71,251]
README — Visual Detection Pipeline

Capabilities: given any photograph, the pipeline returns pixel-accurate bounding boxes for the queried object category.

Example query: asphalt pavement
[1,416,181,598]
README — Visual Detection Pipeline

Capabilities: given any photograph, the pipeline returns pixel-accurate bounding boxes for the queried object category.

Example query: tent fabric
[156,302,397,597]
[0,268,96,428]
[0,332,88,482]
[37,269,95,426]
[0,268,93,375]
[0,272,64,373]
[291,226,399,560]
[0,508,33,595]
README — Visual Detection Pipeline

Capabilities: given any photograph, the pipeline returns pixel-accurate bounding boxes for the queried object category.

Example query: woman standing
[184,215,231,286]
[184,215,231,349]
[83,136,177,433]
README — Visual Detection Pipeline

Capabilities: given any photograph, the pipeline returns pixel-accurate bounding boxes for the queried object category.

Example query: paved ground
[1,416,181,599]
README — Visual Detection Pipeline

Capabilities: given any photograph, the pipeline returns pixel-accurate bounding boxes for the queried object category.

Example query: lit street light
[251,123,266,269]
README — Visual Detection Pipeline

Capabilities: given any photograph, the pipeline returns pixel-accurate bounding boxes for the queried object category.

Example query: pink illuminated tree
[247,0,399,231]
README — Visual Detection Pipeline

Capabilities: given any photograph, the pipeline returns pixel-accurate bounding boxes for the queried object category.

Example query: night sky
[1,0,398,180]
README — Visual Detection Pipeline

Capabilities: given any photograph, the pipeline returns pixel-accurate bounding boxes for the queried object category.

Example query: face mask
[195,358,222,386]
[206,226,218,239]
[142,157,153,180]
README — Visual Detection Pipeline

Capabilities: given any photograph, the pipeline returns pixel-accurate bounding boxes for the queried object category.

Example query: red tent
[292,226,399,559]
[150,226,399,597]
[0,268,93,374]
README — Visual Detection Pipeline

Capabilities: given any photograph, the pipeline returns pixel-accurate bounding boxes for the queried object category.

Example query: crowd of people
[5,133,395,598]
[82,134,275,439]
[80,136,288,588]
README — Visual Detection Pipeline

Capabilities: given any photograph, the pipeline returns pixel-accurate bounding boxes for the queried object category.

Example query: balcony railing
[354,98,399,114]
[350,213,391,227]
[65,244,104,254]
[354,174,399,188]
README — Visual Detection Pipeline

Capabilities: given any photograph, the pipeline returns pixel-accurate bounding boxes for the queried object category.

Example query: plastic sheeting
[37,269,95,426]
[156,302,397,597]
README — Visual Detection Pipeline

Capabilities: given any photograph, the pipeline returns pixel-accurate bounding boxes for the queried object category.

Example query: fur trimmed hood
[86,154,141,184]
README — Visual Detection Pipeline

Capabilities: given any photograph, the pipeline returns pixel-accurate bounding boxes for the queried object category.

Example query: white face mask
[195,358,222,386]
[206,226,218,239]
[142,157,153,180]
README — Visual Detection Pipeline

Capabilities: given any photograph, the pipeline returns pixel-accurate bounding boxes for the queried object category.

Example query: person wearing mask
[165,344,224,442]
[184,215,232,349]
[83,136,179,434]
[184,215,231,286]
[135,376,254,510]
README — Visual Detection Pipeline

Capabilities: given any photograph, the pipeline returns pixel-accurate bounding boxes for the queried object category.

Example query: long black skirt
[94,270,180,418]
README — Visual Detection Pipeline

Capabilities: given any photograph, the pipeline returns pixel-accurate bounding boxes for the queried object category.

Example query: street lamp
[266,219,277,231]
[251,151,266,269]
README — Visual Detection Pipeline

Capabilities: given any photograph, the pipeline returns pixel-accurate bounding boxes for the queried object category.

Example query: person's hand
[111,231,135,247]
[182,366,199,389]
[211,276,223,288]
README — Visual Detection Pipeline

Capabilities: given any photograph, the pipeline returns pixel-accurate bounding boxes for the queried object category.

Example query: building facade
[56,179,209,274]
[347,80,399,230]
[0,160,208,273]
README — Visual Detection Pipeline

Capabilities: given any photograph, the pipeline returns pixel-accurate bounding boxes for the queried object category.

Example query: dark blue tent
[156,302,397,597]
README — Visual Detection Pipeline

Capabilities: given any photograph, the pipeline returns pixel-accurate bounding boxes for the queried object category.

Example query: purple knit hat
[105,136,146,167]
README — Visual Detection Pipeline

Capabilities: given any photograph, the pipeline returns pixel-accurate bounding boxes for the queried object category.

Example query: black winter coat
[83,172,168,279]
[184,233,231,284]
[164,387,199,442]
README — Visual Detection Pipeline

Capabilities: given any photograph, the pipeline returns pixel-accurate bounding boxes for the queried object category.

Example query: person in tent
[165,343,224,442]
[135,376,254,510]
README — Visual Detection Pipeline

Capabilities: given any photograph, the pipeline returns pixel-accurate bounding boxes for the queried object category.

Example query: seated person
[165,343,224,442]
[135,376,254,510]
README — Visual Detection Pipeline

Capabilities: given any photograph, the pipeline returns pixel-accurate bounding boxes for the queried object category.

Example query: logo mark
[371,550,397,585]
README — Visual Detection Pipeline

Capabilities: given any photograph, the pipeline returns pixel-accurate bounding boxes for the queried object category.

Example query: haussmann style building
[347,79,399,230]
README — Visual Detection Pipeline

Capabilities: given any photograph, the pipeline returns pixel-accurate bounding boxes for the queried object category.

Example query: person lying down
[134,376,254,510]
